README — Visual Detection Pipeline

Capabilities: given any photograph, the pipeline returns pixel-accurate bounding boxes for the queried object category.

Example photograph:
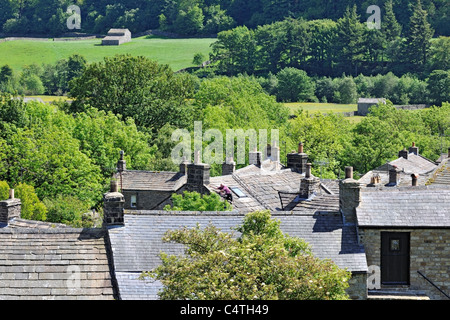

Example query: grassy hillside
[0,36,215,72]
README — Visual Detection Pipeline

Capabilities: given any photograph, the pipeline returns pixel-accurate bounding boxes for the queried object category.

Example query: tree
[334,5,365,76]
[275,67,315,102]
[383,0,402,42]
[210,26,258,75]
[174,4,204,36]
[68,55,197,133]
[0,64,13,84]
[164,191,232,211]
[0,180,9,200]
[427,70,450,106]
[143,210,351,300]
[404,0,434,67]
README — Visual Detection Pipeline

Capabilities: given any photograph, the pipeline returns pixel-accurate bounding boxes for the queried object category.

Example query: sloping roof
[428,158,450,186]
[0,219,116,300]
[108,211,367,300]
[359,153,437,187]
[358,98,385,104]
[208,162,339,214]
[356,186,450,228]
[117,170,187,192]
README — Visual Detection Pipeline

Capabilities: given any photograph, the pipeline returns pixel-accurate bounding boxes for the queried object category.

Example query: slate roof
[116,170,187,192]
[208,161,339,214]
[108,211,367,300]
[356,186,450,228]
[428,158,450,186]
[0,219,116,300]
[359,153,437,187]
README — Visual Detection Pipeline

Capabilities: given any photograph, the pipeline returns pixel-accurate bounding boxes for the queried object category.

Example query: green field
[285,102,357,115]
[0,36,215,72]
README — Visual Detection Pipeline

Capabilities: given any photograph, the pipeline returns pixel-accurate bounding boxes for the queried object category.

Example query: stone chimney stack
[387,166,401,186]
[222,157,236,176]
[264,142,280,162]
[186,152,210,193]
[409,142,419,156]
[287,142,308,173]
[339,167,362,225]
[398,148,408,159]
[117,150,126,172]
[249,149,262,167]
[103,179,125,226]
[179,157,190,175]
[299,163,320,199]
[0,189,21,225]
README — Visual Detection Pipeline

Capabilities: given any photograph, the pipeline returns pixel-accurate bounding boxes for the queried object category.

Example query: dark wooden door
[381,232,410,285]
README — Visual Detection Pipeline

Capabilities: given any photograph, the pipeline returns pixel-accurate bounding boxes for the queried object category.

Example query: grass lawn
[285,102,358,115]
[0,36,215,72]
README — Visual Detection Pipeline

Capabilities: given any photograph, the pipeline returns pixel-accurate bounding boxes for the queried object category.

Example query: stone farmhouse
[101,29,132,46]
[0,144,448,300]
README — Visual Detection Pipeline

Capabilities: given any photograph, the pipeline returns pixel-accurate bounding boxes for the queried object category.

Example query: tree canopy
[143,210,351,300]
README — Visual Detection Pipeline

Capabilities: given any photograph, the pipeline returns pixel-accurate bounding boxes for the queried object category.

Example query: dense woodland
[0,0,448,36]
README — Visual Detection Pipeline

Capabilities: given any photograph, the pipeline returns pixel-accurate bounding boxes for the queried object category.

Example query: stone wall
[347,272,368,300]
[359,228,449,300]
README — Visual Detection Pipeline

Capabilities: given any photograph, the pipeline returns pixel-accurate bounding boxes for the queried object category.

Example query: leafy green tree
[0,180,10,200]
[290,110,352,178]
[144,210,351,300]
[210,26,258,75]
[335,76,358,104]
[275,67,316,102]
[174,4,204,36]
[164,191,232,212]
[69,55,197,133]
[428,36,450,71]
[43,194,93,228]
[427,70,450,106]
[14,182,47,221]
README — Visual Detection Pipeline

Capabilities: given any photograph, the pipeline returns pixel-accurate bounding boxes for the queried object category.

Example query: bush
[0,181,10,200]
[44,195,93,228]
[14,183,47,221]
[164,191,232,211]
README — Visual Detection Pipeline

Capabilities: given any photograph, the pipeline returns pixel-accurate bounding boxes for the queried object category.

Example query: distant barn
[357,98,386,116]
[102,29,132,46]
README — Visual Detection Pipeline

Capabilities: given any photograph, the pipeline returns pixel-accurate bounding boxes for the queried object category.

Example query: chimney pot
[298,142,304,154]
[345,166,353,179]
[305,163,312,178]
[411,173,419,187]
[447,147,450,158]
[9,189,14,199]
[117,150,126,172]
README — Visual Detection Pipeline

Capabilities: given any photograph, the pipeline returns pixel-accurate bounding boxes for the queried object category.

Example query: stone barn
[101,29,132,46]
[357,98,386,116]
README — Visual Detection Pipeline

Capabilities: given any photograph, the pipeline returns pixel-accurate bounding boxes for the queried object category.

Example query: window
[231,187,247,198]
[390,239,400,251]
[131,195,137,208]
